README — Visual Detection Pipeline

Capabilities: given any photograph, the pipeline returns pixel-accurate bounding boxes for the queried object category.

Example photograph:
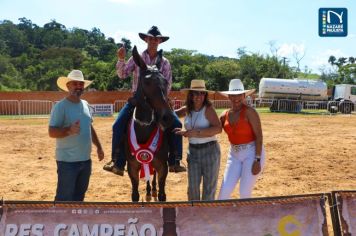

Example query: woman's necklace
[230,106,242,134]
[191,108,202,130]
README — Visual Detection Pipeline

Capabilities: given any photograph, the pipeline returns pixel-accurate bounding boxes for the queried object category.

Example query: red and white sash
[128,119,163,181]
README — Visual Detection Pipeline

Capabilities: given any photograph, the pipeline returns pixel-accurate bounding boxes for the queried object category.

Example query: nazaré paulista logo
[319,8,348,37]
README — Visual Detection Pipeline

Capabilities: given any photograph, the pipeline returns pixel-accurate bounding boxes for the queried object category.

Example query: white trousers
[218,142,266,199]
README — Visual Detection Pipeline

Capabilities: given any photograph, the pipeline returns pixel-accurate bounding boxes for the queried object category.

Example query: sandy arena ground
[0,113,355,202]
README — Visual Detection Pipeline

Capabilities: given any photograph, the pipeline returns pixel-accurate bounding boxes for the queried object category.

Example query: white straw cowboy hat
[139,26,169,43]
[57,70,92,92]
[220,79,255,96]
[181,80,215,95]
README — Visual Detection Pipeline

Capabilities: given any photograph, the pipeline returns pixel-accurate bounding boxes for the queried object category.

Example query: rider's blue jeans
[111,102,133,168]
[111,102,183,168]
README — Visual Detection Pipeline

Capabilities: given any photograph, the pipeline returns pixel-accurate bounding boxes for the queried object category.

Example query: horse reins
[133,107,155,126]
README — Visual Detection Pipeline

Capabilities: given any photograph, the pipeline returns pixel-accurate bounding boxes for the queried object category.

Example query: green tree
[205,59,239,90]
[42,20,67,48]
[0,20,28,56]
[328,55,336,66]
[64,28,89,49]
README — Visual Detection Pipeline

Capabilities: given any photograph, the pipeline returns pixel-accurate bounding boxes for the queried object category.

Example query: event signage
[89,104,114,116]
[319,8,348,37]
[334,191,356,235]
[0,195,329,236]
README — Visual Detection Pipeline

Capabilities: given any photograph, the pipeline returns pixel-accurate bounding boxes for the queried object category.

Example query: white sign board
[90,104,113,116]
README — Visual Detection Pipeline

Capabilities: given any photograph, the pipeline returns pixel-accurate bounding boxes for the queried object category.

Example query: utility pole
[282,57,288,78]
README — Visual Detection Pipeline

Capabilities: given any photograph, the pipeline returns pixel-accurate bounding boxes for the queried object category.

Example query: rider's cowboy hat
[139,26,169,43]
[57,70,92,91]
[220,79,255,96]
[181,80,215,95]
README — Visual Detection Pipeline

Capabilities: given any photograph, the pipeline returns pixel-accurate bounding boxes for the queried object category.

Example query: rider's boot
[168,152,186,173]
[103,144,125,176]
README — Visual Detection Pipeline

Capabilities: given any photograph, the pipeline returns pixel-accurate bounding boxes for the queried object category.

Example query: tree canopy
[0,18,353,92]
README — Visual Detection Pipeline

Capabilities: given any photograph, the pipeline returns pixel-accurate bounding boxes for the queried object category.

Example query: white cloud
[277,43,305,57]
[112,30,146,51]
[310,49,346,72]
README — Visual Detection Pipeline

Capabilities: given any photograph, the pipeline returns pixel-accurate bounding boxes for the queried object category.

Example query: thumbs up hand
[68,120,80,135]
[117,47,126,61]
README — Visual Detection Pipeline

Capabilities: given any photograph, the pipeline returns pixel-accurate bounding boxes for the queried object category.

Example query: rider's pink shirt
[116,49,172,94]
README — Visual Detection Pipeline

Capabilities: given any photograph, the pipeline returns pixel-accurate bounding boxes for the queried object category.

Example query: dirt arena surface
[0,113,355,202]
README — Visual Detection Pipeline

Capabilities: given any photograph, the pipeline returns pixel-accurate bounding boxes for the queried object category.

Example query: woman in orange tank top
[217,79,266,199]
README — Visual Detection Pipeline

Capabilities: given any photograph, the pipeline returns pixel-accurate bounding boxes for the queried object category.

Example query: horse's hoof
[152,191,158,198]
[132,194,140,202]
[146,195,152,202]
[158,193,166,202]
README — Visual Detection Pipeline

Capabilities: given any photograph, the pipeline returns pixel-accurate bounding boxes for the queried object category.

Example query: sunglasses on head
[191,91,207,96]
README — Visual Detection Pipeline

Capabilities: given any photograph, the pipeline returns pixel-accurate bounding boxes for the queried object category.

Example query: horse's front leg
[127,162,140,202]
[157,164,168,202]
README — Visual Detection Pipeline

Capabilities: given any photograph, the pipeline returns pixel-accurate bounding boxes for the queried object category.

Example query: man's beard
[70,89,84,97]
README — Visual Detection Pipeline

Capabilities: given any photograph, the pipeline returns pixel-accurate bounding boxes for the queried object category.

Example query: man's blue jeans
[112,102,183,168]
[55,160,91,201]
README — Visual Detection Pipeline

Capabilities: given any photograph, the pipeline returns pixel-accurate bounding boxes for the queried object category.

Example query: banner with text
[0,194,329,236]
[90,104,113,116]
[334,191,356,235]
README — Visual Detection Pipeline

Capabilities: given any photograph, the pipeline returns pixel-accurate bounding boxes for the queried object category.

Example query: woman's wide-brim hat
[181,80,215,95]
[57,70,92,92]
[220,79,255,96]
[139,26,169,43]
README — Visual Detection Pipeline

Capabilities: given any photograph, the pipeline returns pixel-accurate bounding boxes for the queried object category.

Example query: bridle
[132,47,169,128]
[133,107,154,126]
[134,65,166,127]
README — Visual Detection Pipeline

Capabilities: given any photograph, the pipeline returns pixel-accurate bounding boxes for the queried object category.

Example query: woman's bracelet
[255,155,261,162]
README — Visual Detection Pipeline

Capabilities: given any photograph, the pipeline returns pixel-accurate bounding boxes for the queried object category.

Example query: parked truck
[258,78,356,113]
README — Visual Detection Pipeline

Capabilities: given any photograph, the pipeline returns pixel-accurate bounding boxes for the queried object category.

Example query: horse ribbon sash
[128,119,163,181]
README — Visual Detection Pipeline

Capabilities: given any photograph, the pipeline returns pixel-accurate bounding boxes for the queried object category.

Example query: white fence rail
[113,100,127,112]
[19,100,53,115]
[265,99,355,114]
[0,99,355,116]
[0,100,19,115]
[0,100,54,116]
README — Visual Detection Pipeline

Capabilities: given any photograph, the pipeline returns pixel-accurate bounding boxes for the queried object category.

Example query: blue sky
[1,0,355,74]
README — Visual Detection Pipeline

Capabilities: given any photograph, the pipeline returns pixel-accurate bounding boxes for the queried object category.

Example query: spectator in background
[174,80,222,201]
[218,79,266,199]
[49,70,104,201]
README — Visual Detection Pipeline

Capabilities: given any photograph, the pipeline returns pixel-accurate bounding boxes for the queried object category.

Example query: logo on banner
[319,8,348,37]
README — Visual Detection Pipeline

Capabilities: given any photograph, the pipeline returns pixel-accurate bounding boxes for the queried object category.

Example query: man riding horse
[125,45,174,202]
[104,26,186,175]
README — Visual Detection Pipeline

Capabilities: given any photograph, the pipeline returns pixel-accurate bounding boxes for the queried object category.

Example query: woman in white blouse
[174,80,222,201]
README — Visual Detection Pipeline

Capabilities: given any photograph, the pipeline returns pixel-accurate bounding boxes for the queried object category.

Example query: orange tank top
[223,105,255,145]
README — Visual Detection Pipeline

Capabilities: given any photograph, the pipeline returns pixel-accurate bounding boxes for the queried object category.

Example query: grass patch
[216,107,270,115]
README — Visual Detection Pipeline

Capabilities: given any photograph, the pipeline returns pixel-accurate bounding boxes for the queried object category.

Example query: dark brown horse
[124,46,174,202]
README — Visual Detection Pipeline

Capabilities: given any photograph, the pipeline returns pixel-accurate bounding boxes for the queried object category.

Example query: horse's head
[132,46,174,128]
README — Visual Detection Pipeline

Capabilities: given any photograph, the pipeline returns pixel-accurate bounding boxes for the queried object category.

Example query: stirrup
[169,164,187,173]
[112,166,124,176]
[103,160,115,171]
